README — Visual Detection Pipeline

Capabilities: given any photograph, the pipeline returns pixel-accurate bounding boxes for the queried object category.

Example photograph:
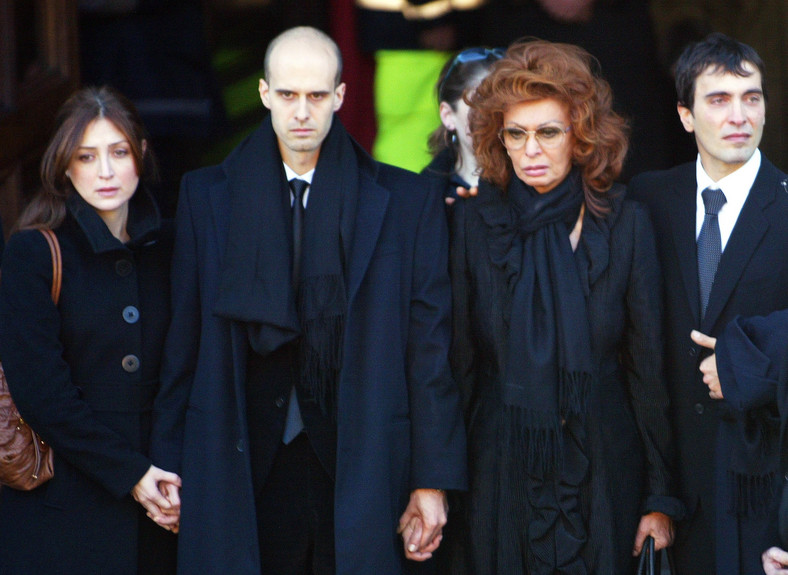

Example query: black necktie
[697,187,727,318]
[283,178,308,444]
[290,178,309,289]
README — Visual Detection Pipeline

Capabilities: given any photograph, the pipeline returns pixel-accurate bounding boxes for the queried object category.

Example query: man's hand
[690,330,723,399]
[397,488,448,561]
[632,512,674,555]
[131,465,182,532]
[763,547,788,574]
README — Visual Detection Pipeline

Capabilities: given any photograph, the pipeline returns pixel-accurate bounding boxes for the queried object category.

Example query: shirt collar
[695,148,761,204]
[283,163,315,185]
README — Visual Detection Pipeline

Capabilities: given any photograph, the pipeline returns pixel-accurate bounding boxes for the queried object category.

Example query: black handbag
[636,535,657,575]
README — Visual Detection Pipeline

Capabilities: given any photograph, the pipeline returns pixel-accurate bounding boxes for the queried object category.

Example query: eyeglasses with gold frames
[498,125,571,150]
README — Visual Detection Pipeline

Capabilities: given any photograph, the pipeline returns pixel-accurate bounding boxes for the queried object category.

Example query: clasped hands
[131,464,182,533]
[397,488,448,561]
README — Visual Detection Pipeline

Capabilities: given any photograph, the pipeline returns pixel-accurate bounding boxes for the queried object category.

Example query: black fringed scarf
[723,408,780,518]
[213,116,359,419]
[479,170,594,474]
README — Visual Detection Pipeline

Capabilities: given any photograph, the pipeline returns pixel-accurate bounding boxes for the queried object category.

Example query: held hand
[632,512,674,555]
[131,465,182,532]
[763,547,788,575]
[690,330,723,399]
[159,480,181,534]
[397,489,448,561]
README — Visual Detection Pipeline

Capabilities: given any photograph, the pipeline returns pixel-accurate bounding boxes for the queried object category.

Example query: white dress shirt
[695,149,761,252]
[284,163,314,208]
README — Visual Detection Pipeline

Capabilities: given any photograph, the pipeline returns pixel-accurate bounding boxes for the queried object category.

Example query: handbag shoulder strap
[38,229,62,304]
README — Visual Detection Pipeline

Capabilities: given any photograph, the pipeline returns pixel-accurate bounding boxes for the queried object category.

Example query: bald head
[264,26,343,88]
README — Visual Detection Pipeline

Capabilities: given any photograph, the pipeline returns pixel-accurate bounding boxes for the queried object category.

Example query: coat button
[122,306,140,324]
[688,347,697,357]
[115,259,133,277]
[121,354,140,373]
[694,403,704,414]
[236,439,244,453]
[275,396,285,408]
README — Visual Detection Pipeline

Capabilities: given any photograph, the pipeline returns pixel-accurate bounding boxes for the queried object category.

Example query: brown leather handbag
[0,229,62,490]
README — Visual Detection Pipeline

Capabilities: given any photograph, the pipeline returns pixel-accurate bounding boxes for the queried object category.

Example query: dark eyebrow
[76,140,129,150]
[704,88,764,99]
[274,89,330,97]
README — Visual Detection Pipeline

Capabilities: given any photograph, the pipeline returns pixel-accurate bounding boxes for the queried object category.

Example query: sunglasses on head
[439,47,505,98]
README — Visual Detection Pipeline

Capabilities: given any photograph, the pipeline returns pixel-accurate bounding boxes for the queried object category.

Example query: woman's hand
[131,464,182,532]
[397,489,448,561]
[632,512,674,555]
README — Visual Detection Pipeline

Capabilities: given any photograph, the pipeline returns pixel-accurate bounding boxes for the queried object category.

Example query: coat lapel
[346,172,389,306]
[667,167,702,325]
[701,162,781,332]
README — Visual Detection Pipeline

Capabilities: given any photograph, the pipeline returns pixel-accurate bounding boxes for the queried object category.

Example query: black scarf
[214,116,359,418]
[722,406,780,518]
[479,170,594,474]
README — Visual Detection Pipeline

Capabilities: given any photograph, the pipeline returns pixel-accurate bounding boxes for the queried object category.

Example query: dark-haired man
[629,33,788,575]
[151,26,467,575]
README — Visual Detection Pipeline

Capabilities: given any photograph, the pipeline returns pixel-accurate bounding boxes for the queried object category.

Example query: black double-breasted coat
[0,191,175,574]
[450,184,681,574]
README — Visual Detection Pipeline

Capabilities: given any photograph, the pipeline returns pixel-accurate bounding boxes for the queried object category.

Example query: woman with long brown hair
[0,86,179,574]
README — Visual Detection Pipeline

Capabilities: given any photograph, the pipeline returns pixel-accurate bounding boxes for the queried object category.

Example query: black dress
[449,180,682,574]
[0,190,176,574]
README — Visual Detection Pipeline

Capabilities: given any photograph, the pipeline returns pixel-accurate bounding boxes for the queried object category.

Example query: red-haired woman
[450,39,683,573]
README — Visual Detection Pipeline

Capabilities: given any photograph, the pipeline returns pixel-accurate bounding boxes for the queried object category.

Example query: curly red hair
[469,39,629,216]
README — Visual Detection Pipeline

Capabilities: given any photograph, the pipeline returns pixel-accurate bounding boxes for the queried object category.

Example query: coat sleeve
[406,180,468,491]
[151,173,203,475]
[0,230,151,498]
[619,202,685,519]
[715,310,788,412]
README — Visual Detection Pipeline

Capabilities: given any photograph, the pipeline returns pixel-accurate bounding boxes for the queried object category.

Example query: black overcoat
[450,184,680,574]
[150,119,468,575]
[629,157,788,575]
[0,192,175,574]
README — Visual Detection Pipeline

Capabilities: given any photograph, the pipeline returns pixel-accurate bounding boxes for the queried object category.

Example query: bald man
[150,26,467,575]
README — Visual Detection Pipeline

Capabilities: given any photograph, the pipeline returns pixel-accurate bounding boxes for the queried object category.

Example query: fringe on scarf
[559,368,592,420]
[502,404,563,476]
[297,275,346,421]
[727,469,778,517]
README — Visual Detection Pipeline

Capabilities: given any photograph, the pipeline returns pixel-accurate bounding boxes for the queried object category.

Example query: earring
[65,171,71,179]
[450,131,458,145]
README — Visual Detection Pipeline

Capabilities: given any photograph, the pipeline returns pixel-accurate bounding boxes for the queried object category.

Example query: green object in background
[373,50,451,173]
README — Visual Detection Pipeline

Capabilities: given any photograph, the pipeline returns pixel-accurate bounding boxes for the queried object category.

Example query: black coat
[150,120,467,575]
[711,309,788,549]
[629,158,788,575]
[449,184,680,574]
[0,192,175,574]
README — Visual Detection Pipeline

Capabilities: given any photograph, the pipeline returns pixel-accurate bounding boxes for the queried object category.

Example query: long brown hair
[469,39,629,216]
[16,85,154,230]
